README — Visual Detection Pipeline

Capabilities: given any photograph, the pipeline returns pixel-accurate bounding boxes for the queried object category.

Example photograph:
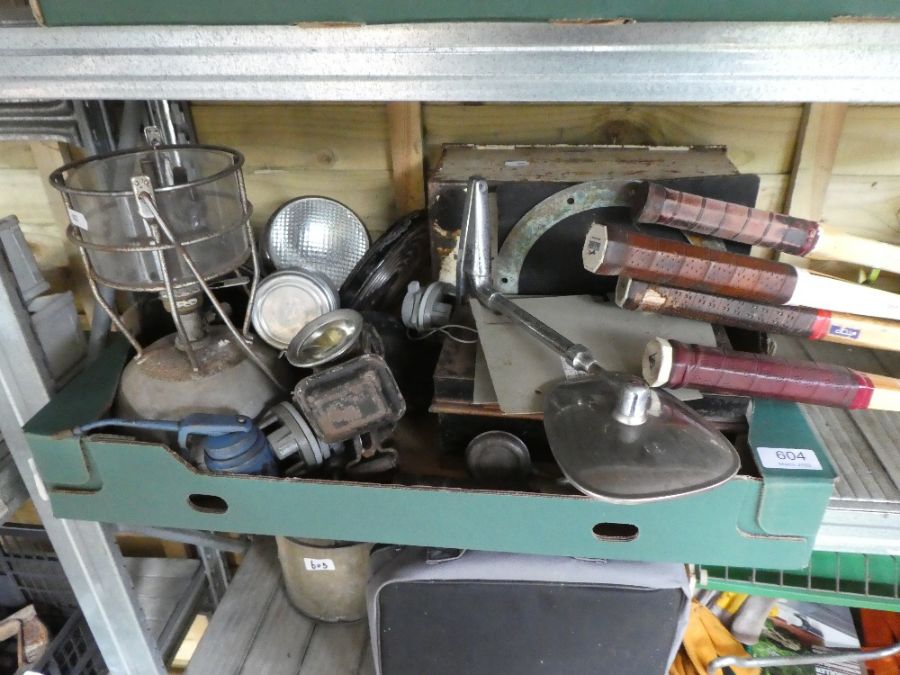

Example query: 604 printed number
[757,447,822,471]
[775,450,806,461]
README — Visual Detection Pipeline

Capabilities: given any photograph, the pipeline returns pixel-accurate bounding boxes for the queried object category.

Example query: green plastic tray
[25,336,836,569]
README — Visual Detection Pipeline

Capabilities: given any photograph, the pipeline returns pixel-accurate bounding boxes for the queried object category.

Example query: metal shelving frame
[701,552,900,613]
[2,23,900,103]
[0,238,166,672]
[3,18,900,673]
[0,94,233,673]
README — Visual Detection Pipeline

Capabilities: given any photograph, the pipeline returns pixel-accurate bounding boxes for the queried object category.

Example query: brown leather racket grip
[644,338,874,409]
[631,182,820,256]
[583,225,798,304]
[617,278,821,337]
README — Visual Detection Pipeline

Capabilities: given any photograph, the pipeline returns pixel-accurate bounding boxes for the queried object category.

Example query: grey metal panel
[0,100,85,145]
[0,443,27,523]
[816,508,900,555]
[4,23,900,102]
[0,0,35,26]
[122,557,207,660]
[156,565,207,663]
[0,99,115,154]
[114,525,250,554]
[0,252,165,672]
[805,405,898,503]
[0,215,51,307]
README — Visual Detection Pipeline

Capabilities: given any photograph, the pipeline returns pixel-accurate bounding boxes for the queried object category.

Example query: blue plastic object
[201,420,277,477]
[34,337,835,568]
[73,413,277,476]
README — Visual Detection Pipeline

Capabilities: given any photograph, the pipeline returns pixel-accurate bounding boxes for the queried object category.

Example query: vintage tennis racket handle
[584,225,900,320]
[631,181,820,255]
[583,224,798,304]
[617,277,814,333]
[617,278,900,352]
[643,338,900,411]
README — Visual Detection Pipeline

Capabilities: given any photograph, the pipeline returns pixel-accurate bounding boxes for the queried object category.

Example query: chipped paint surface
[494,180,631,293]
[438,235,460,285]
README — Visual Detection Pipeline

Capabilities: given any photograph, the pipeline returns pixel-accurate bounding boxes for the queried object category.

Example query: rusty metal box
[427,144,759,295]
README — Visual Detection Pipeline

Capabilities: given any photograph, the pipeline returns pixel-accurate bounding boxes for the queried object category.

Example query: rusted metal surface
[66,219,248,256]
[116,326,285,421]
[69,222,253,293]
[426,144,742,289]
[51,141,284,390]
[293,354,406,443]
[130,330,245,381]
[0,604,49,668]
[137,192,283,391]
[431,144,736,184]
[494,179,631,293]
[430,399,544,421]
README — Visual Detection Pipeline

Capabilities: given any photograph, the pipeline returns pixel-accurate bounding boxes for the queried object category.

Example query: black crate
[0,525,106,675]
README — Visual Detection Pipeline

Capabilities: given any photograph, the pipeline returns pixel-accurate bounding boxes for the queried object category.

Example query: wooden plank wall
[194,102,802,227]
[828,106,900,243]
[2,102,898,304]
[0,141,79,294]
[192,103,396,238]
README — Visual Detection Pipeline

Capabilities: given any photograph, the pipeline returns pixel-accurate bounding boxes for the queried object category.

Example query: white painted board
[471,296,716,414]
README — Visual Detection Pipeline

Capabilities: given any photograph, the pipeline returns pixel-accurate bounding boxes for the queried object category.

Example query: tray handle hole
[188,493,229,514]
[592,522,638,542]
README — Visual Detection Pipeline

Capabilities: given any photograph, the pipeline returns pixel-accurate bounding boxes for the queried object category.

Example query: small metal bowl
[286,309,365,368]
[465,431,532,482]
[250,270,338,350]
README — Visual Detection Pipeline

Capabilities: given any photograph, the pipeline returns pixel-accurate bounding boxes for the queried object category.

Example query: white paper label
[757,447,822,471]
[303,557,336,571]
[68,208,88,230]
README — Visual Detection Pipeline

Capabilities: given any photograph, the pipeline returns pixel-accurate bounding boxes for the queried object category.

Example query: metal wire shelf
[701,551,900,612]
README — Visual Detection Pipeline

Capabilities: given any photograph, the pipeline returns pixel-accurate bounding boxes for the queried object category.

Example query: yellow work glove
[670,600,760,675]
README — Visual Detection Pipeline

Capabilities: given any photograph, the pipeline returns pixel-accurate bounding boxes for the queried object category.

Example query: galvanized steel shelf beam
[0,252,166,673]
[0,441,27,525]
[817,509,900,556]
[3,22,900,103]
[29,0,900,26]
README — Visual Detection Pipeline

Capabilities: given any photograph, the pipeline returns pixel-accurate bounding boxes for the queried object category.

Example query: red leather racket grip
[632,182,820,256]
[663,340,874,409]
[585,225,798,304]
[619,279,820,337]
